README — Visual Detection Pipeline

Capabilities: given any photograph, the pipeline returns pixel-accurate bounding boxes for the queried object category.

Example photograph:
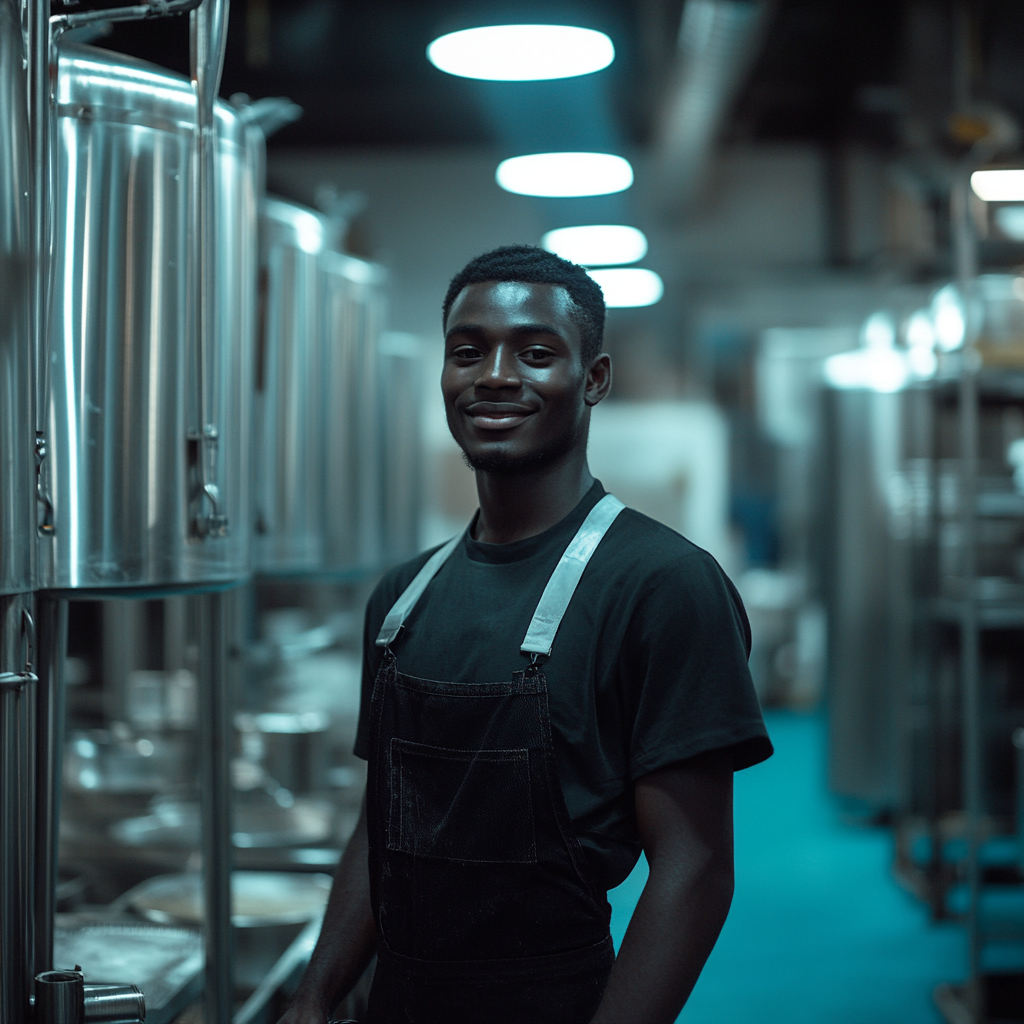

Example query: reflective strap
[520,494,625,657]
[375,533,462,647]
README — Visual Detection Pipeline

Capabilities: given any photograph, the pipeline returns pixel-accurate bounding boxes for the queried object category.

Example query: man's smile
[464,401,536,431]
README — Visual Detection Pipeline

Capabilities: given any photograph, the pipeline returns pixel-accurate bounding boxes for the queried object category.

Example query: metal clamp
[0,609,37,690]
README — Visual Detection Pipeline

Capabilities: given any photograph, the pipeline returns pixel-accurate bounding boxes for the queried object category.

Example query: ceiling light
[427,24,614,81]
[496,152,633,197]
[587,268,663,307]
[971,169,1024,202]
[542,225,648,266]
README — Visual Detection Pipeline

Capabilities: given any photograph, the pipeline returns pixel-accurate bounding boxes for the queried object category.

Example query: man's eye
[521,349,553,362]
[451,346,481,359]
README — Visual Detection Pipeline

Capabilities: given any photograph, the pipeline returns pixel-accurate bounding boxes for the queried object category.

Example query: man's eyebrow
[445,322,564,341]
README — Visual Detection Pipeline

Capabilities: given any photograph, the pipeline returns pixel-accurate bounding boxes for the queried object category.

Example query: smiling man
[280,245,772,1024]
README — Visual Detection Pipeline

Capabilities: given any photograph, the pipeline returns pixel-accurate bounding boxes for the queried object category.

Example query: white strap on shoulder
[520,494,625,658]
[375,533,462,647]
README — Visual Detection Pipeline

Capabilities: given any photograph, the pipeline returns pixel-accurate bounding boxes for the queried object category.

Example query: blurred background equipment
[8,1,1024,1022]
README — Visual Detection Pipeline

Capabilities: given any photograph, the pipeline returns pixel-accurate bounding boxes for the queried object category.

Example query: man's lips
[464,403,535,431]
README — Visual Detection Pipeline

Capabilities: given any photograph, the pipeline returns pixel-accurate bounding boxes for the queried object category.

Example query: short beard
[460,424,580,476]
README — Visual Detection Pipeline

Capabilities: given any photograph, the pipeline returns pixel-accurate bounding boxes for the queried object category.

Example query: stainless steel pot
[254,198,326,573]
[321,252,386,573]
[0,0,33,597]
[39,42,257,592]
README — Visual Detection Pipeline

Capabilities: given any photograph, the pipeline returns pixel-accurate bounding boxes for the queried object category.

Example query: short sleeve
[622,549,772,779]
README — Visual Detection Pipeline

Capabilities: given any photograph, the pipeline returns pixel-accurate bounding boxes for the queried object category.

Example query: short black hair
[442,244,606,365]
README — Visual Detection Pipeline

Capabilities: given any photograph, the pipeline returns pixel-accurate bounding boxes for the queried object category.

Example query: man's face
[442,281,606,474]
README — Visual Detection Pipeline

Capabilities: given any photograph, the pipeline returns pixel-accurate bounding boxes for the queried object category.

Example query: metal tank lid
[55,41,246,148]
[262,197,327,255]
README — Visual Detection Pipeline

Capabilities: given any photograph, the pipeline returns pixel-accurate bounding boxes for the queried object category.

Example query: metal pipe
[197,589,235,1023]
[189,0,231,539]
[28,0,55,537]
[951,7,983,1019]
[33,595,68,981]
[0,597,37,1024]
[51,0,203,31]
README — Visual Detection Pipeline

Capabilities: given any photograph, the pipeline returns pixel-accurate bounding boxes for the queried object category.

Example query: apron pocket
[388,739,538,863]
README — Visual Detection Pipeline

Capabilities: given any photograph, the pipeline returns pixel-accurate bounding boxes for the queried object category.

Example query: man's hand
[276,797,376,1024]
[590,749,735,1024]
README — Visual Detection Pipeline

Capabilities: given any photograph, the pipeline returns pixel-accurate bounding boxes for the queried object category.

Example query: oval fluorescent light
[542,225,648,266]
[971,169,1024,202]
[427,24,614,81]
[588,268,663,308]
[496,152,633,198]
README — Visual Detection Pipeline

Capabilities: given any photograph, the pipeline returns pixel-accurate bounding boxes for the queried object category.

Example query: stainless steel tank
[378,332,422,565]
[321,251,386,574]
[0,0,34,597]
[820,382,929,810]
[254,199,326,574]
[39,43,256,592]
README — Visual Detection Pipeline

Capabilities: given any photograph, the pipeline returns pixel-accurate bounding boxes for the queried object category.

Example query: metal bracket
[0,609,38,690]
[36,430,55,535]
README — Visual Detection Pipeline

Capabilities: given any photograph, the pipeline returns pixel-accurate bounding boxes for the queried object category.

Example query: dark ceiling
[90,0,1024,153]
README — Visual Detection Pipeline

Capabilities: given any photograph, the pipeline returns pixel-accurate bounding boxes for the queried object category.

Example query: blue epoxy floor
[607,711,965,1024]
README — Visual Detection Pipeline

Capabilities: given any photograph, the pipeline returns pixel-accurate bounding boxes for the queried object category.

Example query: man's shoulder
[603,506,725,581]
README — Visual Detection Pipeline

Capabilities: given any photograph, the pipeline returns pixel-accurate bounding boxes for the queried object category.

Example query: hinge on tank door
[36,431,55,536]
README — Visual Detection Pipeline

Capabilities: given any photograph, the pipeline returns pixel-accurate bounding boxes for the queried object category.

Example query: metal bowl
[125,871,331,928]
[110,795,334,849]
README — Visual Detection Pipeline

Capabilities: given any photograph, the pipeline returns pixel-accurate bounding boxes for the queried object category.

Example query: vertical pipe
[0,594,35,1024]
[951,7,982,1019]
[33,596,68,981]
[197,589,234,1023]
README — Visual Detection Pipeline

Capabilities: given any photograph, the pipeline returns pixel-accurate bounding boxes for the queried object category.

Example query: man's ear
[585,353,612,408]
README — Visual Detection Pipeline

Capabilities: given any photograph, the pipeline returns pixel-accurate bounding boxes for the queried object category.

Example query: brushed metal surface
[254,198,325,573]
[321,251,386,574]
[40,43,256,591]
[0,0,34,596]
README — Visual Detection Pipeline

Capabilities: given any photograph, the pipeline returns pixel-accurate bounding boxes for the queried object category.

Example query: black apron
[363,495,626,1024]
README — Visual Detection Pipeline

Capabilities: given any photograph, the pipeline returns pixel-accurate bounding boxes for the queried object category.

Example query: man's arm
[591,749,735,1024]
[277,796,376,1024]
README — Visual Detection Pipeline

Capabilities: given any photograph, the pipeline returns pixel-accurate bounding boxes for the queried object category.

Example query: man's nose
[477,345,520,388]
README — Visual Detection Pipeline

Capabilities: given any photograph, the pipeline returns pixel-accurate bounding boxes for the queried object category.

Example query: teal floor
[607,711,965,1024]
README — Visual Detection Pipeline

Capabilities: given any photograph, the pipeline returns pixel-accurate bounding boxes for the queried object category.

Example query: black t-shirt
[356,481,772,890]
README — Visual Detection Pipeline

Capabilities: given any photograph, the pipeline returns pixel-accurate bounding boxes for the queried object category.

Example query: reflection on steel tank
[40,43,258,591]
[0,0,32,597]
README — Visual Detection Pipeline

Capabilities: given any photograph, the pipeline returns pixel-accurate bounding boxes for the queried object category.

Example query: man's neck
[472,452,594,545]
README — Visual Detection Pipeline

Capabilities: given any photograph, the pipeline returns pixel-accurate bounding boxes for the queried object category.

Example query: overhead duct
[655,0,772,217]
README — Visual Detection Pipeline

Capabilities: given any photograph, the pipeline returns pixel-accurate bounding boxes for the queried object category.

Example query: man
[281,245,772,1024]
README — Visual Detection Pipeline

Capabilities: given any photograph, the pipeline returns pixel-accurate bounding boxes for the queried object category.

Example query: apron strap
[520,494,625,658]
[375,533,462,646]
[375,493,626,655]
